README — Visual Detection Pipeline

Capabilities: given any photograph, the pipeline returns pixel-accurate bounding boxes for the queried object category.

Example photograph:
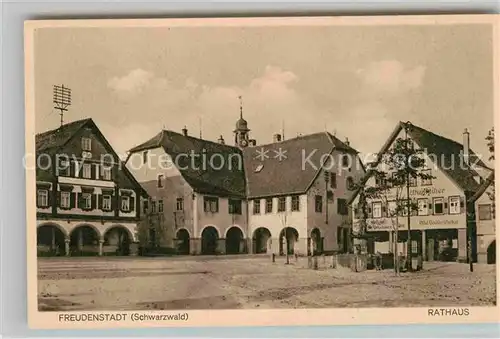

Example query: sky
[34,23,494,164]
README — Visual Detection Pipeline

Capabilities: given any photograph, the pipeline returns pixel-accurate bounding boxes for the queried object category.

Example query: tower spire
[239,95,243,119]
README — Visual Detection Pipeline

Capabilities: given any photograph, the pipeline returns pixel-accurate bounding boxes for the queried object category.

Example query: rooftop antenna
[281,120,285,140]
[53,84,71,127]
[238,95,243,119]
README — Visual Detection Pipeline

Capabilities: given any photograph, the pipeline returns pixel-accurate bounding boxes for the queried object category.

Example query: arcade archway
[487,240,496,264]
[70,225,100,256]
[176,229,190,255]
[103,226,131,256]
[253,227,271,254]
[201,226,219,255]
[279,227,299,255]
[37,224,66,256]
[226,226,245,254]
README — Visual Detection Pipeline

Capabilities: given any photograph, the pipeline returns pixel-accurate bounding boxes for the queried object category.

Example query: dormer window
[81,137,92,151]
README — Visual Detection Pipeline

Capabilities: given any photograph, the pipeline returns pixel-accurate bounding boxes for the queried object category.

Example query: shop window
[478,204,492,220]
[448,196,461,215]
[433,197,444,215]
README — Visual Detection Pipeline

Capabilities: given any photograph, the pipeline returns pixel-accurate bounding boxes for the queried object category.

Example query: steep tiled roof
[129,130,357,199]
[35,118,91,152]
[243,132,357,198]
[129,130,246,198]
[470,172,495,202]
[35,118,146,196]
[348,121,493,204]
[406,122,490,192]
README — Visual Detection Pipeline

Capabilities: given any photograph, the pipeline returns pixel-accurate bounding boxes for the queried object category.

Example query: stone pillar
[64,238,70,256]
[270,237,280,255]
[78,229,83,251]
[297,238,308,256]
[189,238,200,255]
[458,228,467,262]
[388,231,394,253]
[98,239,104,256]
[246,238,253,254]
[129,242,139,256]
[217,238,226,254]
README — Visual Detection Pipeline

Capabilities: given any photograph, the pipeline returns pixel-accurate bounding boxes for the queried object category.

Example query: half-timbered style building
[36,118,146,256]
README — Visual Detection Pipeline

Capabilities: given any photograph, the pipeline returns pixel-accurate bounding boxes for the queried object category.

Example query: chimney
[217,135,225,144]
[273,133,282,143]
[182,126,188,136]
[249,139,257,146]
[345,137,350,146]
[463,128,470,165]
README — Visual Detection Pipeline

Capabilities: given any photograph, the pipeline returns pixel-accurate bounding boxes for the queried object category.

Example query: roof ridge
[35,118,92,137]
[163,129,241,151]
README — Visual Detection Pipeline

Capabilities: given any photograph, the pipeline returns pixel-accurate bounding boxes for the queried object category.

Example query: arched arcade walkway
[253,227,271,254]
[279,227,299,255]
[201,226,219,255]
[225,226,246,254]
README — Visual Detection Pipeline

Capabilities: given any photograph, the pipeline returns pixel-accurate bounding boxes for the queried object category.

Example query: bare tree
[486,127,495,217]
[356,132,435,273]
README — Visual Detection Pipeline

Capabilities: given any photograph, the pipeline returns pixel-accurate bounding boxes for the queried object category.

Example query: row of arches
[37,224,132,256]
[174,226,323,256]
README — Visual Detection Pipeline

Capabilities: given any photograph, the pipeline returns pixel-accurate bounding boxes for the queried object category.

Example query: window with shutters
[315,195,323,213]
[253,199,261,214]
[203,196,219,213]
[408,175,417,187]
[372,202,382,218]
[102,195,112,210]
[265,198,273,213]
[59,160,70,176]
[81,193,92,209]
[102,167,112,180]
[448,196,460,214]
[176,198,184,211]
[278,197,286,212]
[60,191,70,208]
[37,189,49,207]
[121,196,130,212]
[82,164,92,179]
[151,200,157,213]
[433,197,444,215]
[478,204,492,220]
[418,198,429,216]
[158,199,164,212]
[291,195,300,211]
[81,137,92,151]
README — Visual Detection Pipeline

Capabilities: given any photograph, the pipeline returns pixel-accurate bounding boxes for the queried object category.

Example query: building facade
[127,114,365,256]
[36,118,145,256]
[350,122,494,263]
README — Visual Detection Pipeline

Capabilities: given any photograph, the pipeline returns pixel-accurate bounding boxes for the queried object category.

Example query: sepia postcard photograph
[24,14,499,329]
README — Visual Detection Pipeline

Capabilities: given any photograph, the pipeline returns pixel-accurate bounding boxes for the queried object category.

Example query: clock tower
[234,96,250,148]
